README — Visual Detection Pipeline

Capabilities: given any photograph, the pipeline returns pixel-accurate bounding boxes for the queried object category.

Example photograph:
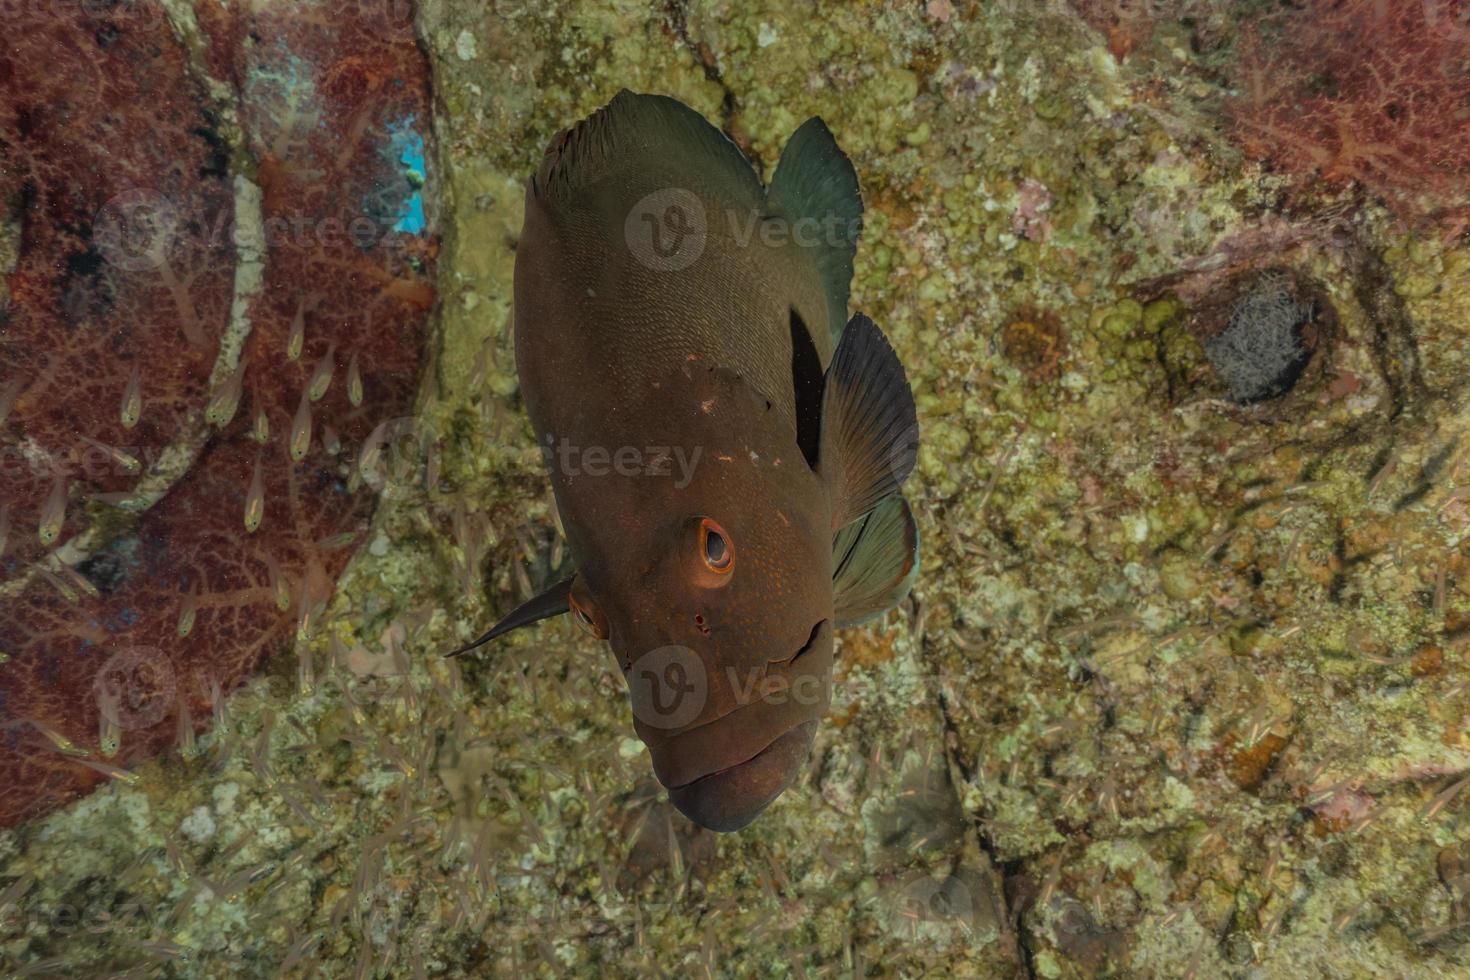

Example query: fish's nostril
[694,613,711,637]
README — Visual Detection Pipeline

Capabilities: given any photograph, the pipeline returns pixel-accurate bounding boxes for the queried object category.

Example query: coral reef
[0,1,1468,978]
[0,0,435,824]
[1066,0,1201,62]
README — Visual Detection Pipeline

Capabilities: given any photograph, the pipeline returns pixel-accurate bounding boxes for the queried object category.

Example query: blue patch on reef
[387,116,427,234]
[101,606,139,635]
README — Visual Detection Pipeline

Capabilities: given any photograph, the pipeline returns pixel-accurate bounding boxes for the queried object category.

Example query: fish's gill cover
[0,1,436,825]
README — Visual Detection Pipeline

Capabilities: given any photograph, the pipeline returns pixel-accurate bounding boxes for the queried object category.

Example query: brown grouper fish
[452,91,920,831]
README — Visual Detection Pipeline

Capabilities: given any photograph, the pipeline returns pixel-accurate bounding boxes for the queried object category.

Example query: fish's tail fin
[767,118,864,345]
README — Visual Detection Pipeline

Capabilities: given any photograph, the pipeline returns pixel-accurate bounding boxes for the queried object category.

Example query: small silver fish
[244,454,265,533]
[289,389,312,461]
[287,296,308,362]
[347,350,364,407]
[205,359,248,427]
[38,474,67,546]
[308,343,336,402]
[120,365,143,429]
[177,585,199,639]
[78,436,142,476]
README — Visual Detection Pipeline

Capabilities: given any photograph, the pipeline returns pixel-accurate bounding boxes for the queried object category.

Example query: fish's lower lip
[666,720,817,832]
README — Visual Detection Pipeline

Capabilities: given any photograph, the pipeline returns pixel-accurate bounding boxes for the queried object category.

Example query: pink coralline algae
[1228,0,1470,223]
[1011,178,1053,243]
[0,2,436,825]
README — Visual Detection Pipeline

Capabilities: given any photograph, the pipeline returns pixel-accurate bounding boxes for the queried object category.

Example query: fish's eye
[568,590,607,640]
[699,518,734,574]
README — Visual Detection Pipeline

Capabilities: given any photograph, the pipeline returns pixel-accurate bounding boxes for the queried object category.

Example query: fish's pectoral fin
[832,494,920,628]
[819,313,919,529]
[767,117,863,344]
[444,575,575,657]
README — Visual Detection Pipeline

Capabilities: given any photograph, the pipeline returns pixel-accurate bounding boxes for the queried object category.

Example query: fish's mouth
[633,618,834,829]
[666,720,818,832]
[768,618,825,670]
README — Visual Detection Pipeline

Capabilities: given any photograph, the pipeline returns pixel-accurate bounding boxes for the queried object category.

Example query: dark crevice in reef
[924,630,1038,980]
[1350,244,1427,421]
[663,1,745,159]
[1151,313,1180,404]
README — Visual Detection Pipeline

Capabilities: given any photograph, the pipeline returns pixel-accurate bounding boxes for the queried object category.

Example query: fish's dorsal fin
[444,575,574,657]
[833,494,920,627]
[534,90,762,210]
[767,117,863,344]
[820,313,919,529]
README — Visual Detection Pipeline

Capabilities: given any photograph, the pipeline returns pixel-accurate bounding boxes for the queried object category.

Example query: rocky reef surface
[2,1,1468,977]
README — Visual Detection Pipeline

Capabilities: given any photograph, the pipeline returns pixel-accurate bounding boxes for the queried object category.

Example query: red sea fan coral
[0,4,236,579]
[0,1,436,825]
[1228,0,1470,222]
